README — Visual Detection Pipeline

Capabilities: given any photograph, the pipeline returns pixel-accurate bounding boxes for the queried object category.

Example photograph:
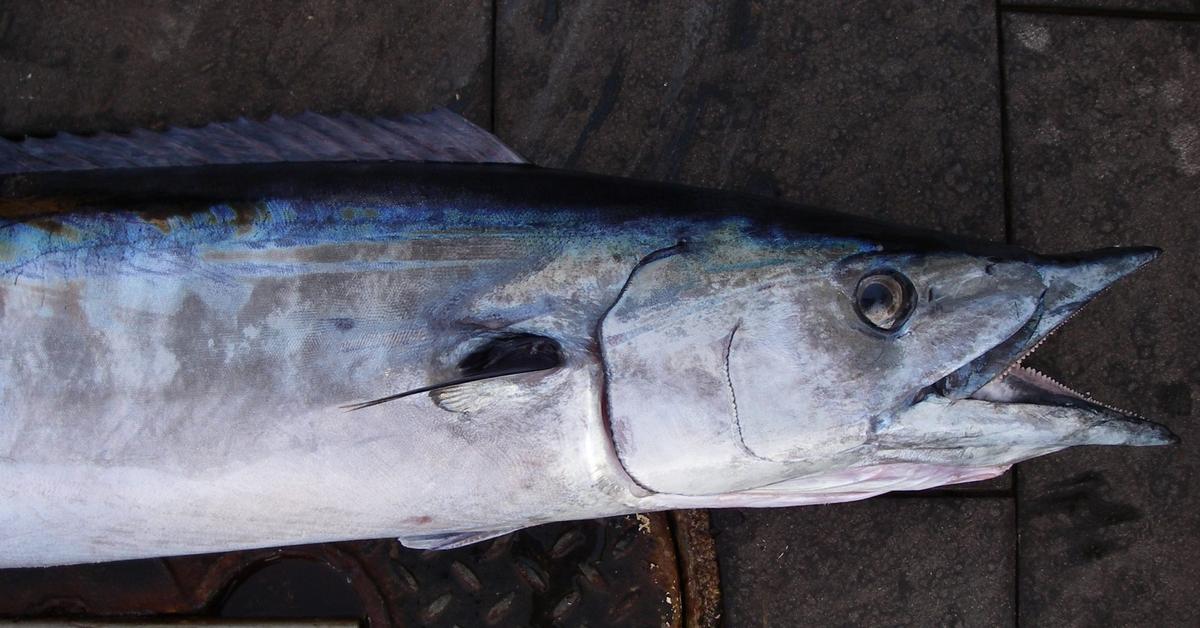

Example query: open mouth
[923,246,1178,446]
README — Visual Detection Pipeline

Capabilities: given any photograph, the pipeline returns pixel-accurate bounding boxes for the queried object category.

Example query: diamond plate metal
[0,512,719,627]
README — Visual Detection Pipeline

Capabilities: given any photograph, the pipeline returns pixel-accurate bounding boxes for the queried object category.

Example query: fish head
[602,222,1175,496]
[867,245,1177,467]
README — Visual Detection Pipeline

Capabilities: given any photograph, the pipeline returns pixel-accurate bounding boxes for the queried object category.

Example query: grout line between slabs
[995,3,1022,625]
[490,0,499,133]
[997,6,1015,247]
[1001,4,1200,21]
[1013,460,1022,628]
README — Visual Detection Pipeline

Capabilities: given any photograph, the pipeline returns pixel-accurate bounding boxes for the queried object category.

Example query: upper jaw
[934,246,1160,400]
[924,246,1177,447]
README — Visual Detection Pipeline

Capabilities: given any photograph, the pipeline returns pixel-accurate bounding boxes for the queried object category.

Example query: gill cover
[600,241,787,495]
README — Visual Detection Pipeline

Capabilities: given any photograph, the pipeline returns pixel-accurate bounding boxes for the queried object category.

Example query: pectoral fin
[344,333,563,412]
[430,380,528,414]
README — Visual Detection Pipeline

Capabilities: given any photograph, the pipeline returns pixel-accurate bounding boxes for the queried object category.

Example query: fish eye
[854,270,916,333]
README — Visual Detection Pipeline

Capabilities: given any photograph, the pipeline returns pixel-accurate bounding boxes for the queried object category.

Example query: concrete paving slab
[711,498,1015,627]
[496,0,1006,239]
[0,1,492,135]
[1004,12,1199,626]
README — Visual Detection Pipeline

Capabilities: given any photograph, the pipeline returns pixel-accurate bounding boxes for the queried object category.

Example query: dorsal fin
[0,108,526,175]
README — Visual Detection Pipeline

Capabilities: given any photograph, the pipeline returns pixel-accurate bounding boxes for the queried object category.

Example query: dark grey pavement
[710,499,1015,627]
[0,1,493,132]
[496,1,1005,238]
[1,1,1197,626]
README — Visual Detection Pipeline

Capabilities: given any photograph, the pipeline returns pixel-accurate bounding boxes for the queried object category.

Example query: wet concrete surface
[1,1,1197,626]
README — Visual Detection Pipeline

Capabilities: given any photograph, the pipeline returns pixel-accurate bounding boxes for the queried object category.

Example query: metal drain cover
[0,512,720,628]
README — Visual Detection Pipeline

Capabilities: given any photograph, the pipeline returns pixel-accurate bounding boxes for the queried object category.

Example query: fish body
[0,113,1175,567]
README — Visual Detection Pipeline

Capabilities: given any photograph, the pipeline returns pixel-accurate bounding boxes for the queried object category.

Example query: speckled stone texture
[1005,14,1200,627]
[1004,0,1200,14]
[497,0,1005,239]
[0,0,492,135]
[710,499,1016,627]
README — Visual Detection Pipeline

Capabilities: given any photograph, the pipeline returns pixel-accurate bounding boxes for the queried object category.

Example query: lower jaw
[967,363,1137,418]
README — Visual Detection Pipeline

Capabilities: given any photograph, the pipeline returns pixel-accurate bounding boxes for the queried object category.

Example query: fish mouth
[922,246,1178,447]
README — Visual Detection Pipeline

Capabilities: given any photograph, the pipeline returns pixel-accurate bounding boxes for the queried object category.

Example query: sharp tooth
[1013,364,1147,420]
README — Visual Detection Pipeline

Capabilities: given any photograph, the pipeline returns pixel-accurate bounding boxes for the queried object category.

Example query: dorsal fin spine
[0,108,526,175]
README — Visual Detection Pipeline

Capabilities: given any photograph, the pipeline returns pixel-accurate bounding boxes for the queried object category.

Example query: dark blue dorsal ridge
[0,108,527,175]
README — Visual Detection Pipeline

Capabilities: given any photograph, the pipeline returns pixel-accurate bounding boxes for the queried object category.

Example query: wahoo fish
[0,110,1176,567]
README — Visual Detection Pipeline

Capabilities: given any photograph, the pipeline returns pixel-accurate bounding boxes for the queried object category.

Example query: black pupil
[859,281,895,318]
[855,272,913,332]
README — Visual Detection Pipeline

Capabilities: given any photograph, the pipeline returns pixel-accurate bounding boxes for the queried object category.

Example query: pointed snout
[1035,246,1161,329]
[1082,413,1180,447]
